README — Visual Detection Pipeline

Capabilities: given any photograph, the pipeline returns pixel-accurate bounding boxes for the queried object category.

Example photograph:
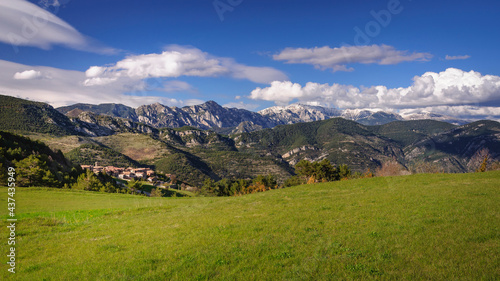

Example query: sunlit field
[1,171,499,280]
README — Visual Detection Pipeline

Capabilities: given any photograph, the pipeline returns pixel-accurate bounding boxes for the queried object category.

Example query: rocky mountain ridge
[57,100,470,132]
[3,94,499,187]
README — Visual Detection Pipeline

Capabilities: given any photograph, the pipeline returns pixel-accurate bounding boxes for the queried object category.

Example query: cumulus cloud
[250,80,379,107]
[13,69,42,80]
[0,59,196,108]
[273,44,432,72]
[445,55,471,60]
[84,45,288,85]
[0,0,115,53]
[249,68,500,119]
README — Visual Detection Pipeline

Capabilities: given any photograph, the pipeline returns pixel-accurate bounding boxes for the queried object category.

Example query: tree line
[200,174,278,196]
[199,159,361,196]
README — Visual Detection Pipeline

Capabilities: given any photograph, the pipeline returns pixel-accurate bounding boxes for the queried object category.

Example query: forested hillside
[0,131,81,187]
[0,95,78,136]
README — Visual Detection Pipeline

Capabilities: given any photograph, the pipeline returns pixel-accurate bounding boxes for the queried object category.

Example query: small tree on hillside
[337,164,351,179]
[72,169,103,191]
[127,179,143,193]
[295,160,315,181]
[170,175,177,185]
[0,163,7,186]
[15,155,52,187]
[150,188,163,197]
[477,154,489,173]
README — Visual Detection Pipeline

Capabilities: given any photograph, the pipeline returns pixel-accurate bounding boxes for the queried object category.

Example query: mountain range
[57,100,470,133]
[1,94,499,187]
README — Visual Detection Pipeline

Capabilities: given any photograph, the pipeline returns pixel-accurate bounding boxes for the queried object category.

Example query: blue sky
[0,0,499,119]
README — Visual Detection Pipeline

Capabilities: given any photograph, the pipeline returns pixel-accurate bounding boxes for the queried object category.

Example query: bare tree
[468,148,491,173]
[376,160,409,177]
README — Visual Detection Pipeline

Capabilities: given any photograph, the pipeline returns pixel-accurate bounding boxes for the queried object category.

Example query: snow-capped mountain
[258,104,342,125]
[399,111,470,125]
[259,104,404,126]
[58,100,470,132]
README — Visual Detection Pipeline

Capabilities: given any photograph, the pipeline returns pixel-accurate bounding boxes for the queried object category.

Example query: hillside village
[81,162,172,185]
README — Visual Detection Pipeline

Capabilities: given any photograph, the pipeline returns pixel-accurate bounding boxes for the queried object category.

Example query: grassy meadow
[1,171,499,280]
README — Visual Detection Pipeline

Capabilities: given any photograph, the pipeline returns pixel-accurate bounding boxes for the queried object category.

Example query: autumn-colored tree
[306,176,316,184]
[477,154,489,173]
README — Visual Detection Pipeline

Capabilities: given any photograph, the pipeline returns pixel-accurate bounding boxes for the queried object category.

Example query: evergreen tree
[72,170,103,191]
[0,163,7,186]
[127,179,143,193]
[338,164,352,179]
[15,155,50,187]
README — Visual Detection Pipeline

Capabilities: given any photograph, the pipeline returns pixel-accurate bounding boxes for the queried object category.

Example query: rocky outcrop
[71,111,159,137]
[59,101,471,132]
[135,101,275,130]
[282,145,319,158]
[162,128,236,149]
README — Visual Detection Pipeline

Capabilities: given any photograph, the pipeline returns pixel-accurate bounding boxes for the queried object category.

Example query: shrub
[283,175,304,187]
[150,188,163,197]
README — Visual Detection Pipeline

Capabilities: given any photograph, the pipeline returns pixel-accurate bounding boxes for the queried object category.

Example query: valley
[2,94,500,188]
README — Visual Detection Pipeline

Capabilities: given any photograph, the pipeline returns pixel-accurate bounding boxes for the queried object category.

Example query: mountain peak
[201,100,222,108]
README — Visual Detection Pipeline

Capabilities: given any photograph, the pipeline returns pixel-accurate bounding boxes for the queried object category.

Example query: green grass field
[1,172,499,280]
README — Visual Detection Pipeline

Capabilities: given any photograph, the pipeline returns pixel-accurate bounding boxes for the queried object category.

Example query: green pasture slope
[1,172,499,280]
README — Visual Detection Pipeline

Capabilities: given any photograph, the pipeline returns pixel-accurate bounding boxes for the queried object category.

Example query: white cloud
[273,44,432,72]
[445,55,471,60]
[161,80,197,93]
[250,68,500,119]
[0,0,115,53]
[13,69,42,80]
[0,59,194,108]
[250,80,378,107]
[84,45,288,85]
[184,99,205,106]
[39,0,61,8]
[85,66,106,78]
[228,63,288,84]
[223,101,260,111]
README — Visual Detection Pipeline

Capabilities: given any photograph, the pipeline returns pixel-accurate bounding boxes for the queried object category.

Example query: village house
[81,163,158,181]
